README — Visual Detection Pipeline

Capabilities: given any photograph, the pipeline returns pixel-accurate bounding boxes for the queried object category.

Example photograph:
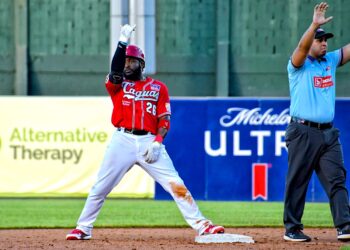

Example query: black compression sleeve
[109,42,127,84]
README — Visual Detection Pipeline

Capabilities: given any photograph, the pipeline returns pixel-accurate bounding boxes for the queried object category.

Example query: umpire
[284,2,350,242]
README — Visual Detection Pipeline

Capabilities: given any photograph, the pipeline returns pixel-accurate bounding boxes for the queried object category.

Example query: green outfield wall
[0,0,349,96]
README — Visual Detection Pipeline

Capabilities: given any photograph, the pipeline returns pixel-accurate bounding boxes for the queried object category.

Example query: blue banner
[155,98,350,202]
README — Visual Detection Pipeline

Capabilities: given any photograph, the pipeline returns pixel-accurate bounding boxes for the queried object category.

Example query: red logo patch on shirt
[150,84,160,91]
[313,75,333,88]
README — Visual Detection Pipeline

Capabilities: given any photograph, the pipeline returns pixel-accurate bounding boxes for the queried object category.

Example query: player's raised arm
[291,2,333,67]
[109,24,136,84]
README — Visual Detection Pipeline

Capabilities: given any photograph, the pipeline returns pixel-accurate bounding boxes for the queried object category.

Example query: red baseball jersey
[105,77,171,135]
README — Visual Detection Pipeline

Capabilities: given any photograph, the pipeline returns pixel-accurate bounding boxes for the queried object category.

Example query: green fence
[0,0,15,94]
[0,0,349,96]
[28,0,110,95]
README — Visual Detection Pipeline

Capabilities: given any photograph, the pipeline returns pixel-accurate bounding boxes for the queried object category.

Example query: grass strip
[0,199,333,229]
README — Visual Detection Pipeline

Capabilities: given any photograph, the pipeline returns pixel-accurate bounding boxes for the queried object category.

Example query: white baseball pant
[76,130,212,235]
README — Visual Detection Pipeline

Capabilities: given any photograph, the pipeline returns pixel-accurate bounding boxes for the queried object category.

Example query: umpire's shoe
[283,229,311,242]
[337,224,350,241]
[66,229,92,240]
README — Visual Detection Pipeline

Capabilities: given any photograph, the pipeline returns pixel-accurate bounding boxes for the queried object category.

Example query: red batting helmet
[126,45,145,63]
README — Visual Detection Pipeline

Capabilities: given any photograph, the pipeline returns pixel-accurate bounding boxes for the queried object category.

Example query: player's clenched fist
[144,141,161,163]
[119,24,136,43]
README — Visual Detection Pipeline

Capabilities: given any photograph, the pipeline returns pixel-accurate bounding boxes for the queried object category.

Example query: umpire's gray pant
[283,122,350,230]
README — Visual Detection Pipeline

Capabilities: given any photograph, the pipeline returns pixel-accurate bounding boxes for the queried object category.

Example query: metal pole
[216,0,230,96]
[14,0,28,95]
[110,0,156,75]
[130,0,156,75]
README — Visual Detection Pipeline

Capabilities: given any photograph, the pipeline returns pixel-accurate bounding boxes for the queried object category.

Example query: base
[195,233,254,244]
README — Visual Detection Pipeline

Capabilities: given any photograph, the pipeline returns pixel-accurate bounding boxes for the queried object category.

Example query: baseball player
[284,2,350,242]
[66,24,224,240]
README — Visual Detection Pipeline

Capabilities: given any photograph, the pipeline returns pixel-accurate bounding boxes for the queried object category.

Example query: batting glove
[144,141,162,163]
[119,24,136,43]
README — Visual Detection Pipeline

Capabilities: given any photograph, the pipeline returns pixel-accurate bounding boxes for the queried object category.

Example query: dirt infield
[1,228,350,249]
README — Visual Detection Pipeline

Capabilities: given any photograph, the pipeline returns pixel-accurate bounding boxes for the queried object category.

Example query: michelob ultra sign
[2,97,350,201]
[156,98,350,202]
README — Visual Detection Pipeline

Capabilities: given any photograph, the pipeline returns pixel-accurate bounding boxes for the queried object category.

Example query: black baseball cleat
[337,224,350,241]
[283,229,311,242]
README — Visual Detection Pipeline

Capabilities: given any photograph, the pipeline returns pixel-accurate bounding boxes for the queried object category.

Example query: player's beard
[124,67,143,81]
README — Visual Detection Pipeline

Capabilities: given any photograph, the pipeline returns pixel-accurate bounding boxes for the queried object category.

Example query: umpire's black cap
[315,28,334,39]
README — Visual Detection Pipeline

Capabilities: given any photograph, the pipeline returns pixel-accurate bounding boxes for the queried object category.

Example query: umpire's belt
[117,127,152,135]
[290,117,333,130]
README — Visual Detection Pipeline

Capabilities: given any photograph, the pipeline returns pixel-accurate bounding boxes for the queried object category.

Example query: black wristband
[108,72,123,84]
[111,42,127,73]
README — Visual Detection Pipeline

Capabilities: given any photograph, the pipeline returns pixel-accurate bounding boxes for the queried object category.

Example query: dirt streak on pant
[170,182,193,204]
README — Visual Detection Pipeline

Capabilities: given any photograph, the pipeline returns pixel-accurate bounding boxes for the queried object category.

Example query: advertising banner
[2,97,349,201]
[156,98,350,202]
[0,97,154,197]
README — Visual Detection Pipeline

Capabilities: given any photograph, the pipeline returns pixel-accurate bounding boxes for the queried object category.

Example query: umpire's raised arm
[291,2,333,67]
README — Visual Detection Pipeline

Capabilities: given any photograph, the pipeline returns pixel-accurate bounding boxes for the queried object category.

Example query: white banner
[0,97,154,197]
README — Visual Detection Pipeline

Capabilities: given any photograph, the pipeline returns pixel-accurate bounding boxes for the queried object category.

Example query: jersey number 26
[146,102,156,116]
